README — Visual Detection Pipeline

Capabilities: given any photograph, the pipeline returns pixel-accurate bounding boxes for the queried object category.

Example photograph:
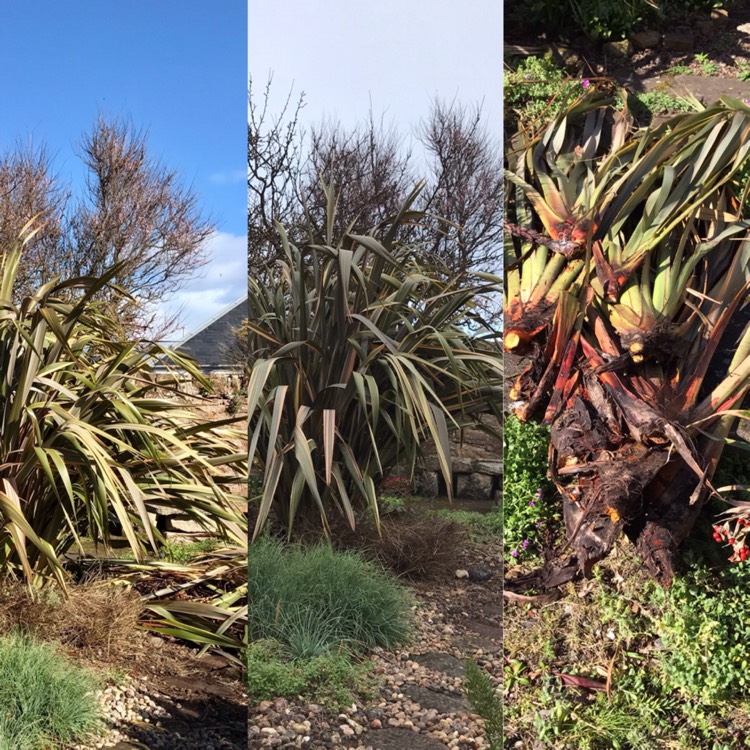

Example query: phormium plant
[0,221,248,657]
[248,183,502,538]
[505,91,750,586]
[0,222,247,586]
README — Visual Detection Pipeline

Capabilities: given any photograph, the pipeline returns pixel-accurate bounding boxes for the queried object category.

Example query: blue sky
[0,2,247,338]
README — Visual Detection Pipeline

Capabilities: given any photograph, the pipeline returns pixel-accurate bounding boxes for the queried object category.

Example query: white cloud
[208,169,247,184]
[150,231,247,341]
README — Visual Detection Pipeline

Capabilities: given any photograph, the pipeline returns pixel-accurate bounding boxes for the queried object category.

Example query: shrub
[503,416,557,564]
[333,512,469,579]
[504,56,582,133]
[0,632,100,749]
[381,473,413,498]
[572,0,648,40]
[248,539,413,654]
[508,0,713,41]
[505,94,750,584]
[247,184,502,538]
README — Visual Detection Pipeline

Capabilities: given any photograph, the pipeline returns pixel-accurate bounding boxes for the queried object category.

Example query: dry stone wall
[417,415,502,501]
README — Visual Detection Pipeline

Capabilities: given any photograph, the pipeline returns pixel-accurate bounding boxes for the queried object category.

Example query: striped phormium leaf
[99,546,249,663]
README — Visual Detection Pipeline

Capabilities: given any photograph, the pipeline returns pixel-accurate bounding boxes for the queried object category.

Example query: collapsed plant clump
[505,90,750,588]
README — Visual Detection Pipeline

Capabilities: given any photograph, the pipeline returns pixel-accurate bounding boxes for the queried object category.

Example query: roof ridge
[176,294,248,346]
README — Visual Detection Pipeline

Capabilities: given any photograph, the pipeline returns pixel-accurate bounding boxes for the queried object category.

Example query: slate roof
[174,296,247,370]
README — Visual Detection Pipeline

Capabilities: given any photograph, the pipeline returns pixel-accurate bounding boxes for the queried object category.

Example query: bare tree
[300,114,415,242]
[0,117,213,332]
[247,80,503,294]
[418,99,504,278]
[248,81,416,261]
[247,76,306,274]
[70,117,213,314]
[0,144,69,297]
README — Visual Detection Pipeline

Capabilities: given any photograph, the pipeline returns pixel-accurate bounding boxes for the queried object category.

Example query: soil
[505,0,750,106]
[124,638,246,730]
[74,630,248,749]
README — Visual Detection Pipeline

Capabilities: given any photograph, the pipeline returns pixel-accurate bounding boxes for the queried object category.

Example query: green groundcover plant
[507,545,750,747]
[503,415,558,564]
[504,56,583,134]
[247,639,373,707]
[652,547,750,703]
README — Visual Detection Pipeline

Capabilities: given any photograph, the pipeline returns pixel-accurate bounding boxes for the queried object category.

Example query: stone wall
[417,415,502,501]
[157,371,246,398]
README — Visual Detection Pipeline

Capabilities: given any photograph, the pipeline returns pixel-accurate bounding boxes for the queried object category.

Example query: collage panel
[504,1,750,747]
[247,2,502,748]
[0,3,248,749]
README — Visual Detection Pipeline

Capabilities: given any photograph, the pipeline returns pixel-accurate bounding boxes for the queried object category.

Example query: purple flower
[528,499,536,507]
[522,539,530,550]
[524,73,532,80]
[536,488,543,500]
[511,550,519,558]
[582,79,590,89]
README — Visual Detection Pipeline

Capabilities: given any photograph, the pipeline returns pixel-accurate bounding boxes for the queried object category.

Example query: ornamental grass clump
[0,632,100,750]
[505,91,750,587]
[248,538,412,655]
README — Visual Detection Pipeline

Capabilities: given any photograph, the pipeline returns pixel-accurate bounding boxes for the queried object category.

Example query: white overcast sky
[248,0,502,178]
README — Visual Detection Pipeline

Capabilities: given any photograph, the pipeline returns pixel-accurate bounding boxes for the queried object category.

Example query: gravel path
[71,672,246,750]
[249,544,501,750]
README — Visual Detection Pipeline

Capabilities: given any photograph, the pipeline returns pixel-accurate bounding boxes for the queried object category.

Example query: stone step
[401,684,470,715]
[411,652,465,679]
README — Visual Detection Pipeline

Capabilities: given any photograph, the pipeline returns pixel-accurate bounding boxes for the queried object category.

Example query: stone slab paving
[401,685,470,715]
[411,652,466,679]
[643,72,750,102]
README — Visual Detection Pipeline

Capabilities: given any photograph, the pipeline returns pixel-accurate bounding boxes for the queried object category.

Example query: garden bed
[504,535,750,748]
